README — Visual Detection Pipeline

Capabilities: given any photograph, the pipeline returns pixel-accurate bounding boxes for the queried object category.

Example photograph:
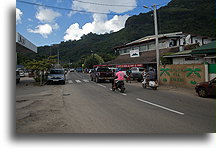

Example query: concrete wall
[159,64,205,88]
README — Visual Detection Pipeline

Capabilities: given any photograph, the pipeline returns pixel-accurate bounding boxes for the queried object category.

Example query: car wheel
[198,87,208,97]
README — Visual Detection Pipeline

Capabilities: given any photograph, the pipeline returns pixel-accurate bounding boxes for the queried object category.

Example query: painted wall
[159,64,205,88]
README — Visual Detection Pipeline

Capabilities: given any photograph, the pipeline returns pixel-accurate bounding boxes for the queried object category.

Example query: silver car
[47,69,65,84]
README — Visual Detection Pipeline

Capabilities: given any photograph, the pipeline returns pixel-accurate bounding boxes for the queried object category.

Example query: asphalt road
[16,72,215,133]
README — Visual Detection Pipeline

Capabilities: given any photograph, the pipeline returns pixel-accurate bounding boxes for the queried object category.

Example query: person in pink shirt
[115,71,125,81]
[112,69,127,88]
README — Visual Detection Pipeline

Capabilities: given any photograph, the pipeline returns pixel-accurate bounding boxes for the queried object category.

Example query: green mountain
[24,0,216,64]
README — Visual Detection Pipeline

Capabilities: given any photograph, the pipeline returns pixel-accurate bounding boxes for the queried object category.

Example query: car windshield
[118,68,127,71]
[50,69,64,74]
[97,68,111,72]
[139,68,144,71]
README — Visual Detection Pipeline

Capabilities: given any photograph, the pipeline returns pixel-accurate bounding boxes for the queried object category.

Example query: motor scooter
[112,80,125,93]
[142,77,158,90]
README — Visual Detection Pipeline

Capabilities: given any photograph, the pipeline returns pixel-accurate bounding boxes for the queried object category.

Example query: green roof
[172,50,192,55]
[191,41,216,54]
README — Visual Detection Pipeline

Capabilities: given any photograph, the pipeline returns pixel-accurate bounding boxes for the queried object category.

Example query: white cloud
[16,8,23,24]
[27,24,53,38]
[36,7,61,23]
[71,0,136,14]
[28,7,61,38]
[64,14,129,41]
[64,0,135,41]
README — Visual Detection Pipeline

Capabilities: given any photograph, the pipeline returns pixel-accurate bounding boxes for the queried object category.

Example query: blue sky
[16,0,171,47]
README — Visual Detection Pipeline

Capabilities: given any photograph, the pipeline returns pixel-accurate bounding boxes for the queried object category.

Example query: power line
[16,0,121,15]
[73,0,143,8]
[17,0,168,15]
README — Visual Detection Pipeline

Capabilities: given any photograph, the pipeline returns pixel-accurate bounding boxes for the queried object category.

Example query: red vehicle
[90,67,114,83]
[195,77,216,97]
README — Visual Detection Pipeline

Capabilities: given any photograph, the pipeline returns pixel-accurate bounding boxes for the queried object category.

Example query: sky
[16,0,171,47]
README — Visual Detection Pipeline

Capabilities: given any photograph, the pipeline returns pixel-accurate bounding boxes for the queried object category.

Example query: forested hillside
[19,0,215,65]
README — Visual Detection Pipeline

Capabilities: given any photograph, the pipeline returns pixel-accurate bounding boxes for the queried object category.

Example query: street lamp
[143,4,160,81]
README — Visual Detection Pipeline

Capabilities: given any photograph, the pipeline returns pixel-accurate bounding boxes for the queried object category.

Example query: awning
[191,41,216,54]
[16,32,37,53]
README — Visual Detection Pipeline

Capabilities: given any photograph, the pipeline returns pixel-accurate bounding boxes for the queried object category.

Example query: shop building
[104,32,214,70]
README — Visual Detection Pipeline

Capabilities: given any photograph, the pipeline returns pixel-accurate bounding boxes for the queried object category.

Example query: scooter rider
[112,69,127,88]
[147,68,156,83]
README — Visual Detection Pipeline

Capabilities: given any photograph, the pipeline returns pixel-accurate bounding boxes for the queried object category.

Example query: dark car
[47,69,66,84]
[195,77,216,97]
[90,67,114,83]
[130,67,144,82]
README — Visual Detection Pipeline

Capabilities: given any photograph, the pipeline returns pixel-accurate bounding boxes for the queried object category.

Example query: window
[140,45,147,51]
[149,44,155,50]
[185,57,199,61]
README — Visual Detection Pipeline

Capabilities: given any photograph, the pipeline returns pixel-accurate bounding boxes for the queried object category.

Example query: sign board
[116,64,143,68]
[16,32,37,53]
[130,49,140,57]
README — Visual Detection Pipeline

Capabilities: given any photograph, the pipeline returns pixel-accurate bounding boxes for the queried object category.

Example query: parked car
[19,69,25,77]
[109,67,118,73]
[130,67,144,82]
[16,70,20,83]
[195,77,216,97]
[47,69,66,84]
[90,67,114,83]
[76,68,82,72]
[70,68,75,72]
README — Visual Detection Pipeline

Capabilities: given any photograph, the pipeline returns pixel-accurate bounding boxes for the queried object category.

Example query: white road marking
[136,98,184,115]
[83,79,89,82]
[97,84,106,88]
[122,93,127,96]
[68,80,73,84]
[75,80,81,83]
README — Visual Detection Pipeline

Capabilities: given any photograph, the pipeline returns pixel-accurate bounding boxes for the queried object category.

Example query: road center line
[136,98,184,115]
[97,84,106,88]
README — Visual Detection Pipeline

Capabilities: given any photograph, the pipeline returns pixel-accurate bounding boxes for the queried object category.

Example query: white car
[19,70,25,77]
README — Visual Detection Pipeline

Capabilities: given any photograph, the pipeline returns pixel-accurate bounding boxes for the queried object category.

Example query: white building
[116,32,214,56]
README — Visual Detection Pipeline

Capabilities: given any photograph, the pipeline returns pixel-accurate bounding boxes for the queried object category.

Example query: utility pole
[144,4,160,81]
[153,4,160,81]
[57,48,59,64]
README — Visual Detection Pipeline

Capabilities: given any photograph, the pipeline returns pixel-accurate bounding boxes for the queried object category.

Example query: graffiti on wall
[160,64,204,87]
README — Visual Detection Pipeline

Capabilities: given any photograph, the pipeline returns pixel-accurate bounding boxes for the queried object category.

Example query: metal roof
[191,41,216,54]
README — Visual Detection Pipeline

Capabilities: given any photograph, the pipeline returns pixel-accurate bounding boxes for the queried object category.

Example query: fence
[208,64,216,80]
[159,64,205,88]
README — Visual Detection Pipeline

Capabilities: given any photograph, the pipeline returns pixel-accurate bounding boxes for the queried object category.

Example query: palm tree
[183,66,201,85]
[183,67,201,78]
[160,67,170,76]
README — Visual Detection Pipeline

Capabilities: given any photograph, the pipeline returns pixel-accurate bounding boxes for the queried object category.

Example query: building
[16,32,37,68]
[105,32,214,70]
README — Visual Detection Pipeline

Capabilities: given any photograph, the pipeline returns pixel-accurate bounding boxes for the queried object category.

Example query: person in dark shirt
[148,68,156,81]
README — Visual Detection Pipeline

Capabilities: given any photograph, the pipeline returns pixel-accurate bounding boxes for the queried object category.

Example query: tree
[84,54,104,69]
[25,56,57,83]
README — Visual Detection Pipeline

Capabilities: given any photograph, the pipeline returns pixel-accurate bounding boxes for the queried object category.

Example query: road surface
[16,72,215,133]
